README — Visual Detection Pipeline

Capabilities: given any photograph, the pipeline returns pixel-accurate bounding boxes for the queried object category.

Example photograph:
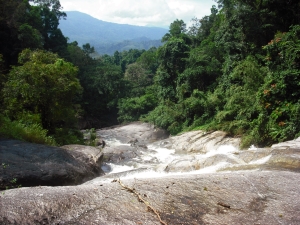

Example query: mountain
[59,11,168,55]
[93,38,163,56]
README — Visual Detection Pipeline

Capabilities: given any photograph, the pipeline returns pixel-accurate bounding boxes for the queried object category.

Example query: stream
[101,140,238,178]
[85,122,278,184]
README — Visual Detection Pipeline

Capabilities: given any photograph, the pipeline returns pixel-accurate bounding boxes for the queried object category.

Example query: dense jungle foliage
[0,0,300,147]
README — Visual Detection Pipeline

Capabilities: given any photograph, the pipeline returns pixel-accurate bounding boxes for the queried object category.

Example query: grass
[0,114,56,146]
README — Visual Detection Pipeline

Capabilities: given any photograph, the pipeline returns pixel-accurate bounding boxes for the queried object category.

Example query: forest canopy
[0,0,300,147]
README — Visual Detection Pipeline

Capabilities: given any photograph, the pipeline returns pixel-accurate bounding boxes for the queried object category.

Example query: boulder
[97,121,169,145]
[102,145,139,164]
[165,154,243,173]
[1,171,300,224]
[98,122,169,167]
[0,140,104,190]
[60,144,104,172]
[164,156,196,172]
[157,130,241,153]
[219,138,300,172]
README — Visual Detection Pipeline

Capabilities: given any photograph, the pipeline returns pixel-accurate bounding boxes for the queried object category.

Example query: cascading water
[97,134,242,181]
[84,122,282,185]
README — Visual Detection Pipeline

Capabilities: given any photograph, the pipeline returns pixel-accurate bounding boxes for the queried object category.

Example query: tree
[17,23,43,49]
[136,47,159,74]
[0,0,68,66]
[30,0,66,20]
[82,43,95,55]
[75,59,128,126]
[188,6,219,46]
[119,49,145,72]
[124,63,152,91]
[93,64,126,105]
[156,36,190,101]
[0,0,31,65]
[255,25,300,143]
[162,19,187,42]
[2,49,82,134]
[155,19,192,101]
[113,51,121,65]
[66,41,93,69]
[117,87,158,123]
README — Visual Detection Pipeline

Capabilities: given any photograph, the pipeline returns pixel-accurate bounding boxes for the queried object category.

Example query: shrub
[0,114,56,145]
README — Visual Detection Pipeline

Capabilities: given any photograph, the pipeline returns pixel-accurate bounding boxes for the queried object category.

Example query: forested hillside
[116,0,300,148]
[1,0,300,148]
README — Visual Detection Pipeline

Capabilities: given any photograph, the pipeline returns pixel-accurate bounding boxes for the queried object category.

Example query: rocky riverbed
[1,122,300,224]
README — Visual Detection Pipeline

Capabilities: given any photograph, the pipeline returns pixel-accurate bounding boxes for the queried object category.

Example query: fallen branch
[116,179,168,225]
[217,201,231,209]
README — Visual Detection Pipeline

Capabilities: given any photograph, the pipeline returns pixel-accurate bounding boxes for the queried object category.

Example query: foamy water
[143,145,176,163]
[80,127,281,186]
[98,137,242,181]
[122,161,233,180]
[104,138,131,147]
[86,160,234,185]
[202,145,238,157]
[248,144,258,150]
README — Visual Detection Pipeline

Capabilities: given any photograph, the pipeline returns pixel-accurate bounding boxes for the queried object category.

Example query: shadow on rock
[0,140,104,190]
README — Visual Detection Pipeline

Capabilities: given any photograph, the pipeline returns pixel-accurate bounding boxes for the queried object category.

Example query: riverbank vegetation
[0,0,300,147]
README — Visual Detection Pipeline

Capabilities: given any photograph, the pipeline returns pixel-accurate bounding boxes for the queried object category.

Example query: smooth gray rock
[220,140,300,172]
[0,171,299,224]
[97,121,169,145]
[158,130,241,153]
[0,140,104,189]
[1,123,300,225]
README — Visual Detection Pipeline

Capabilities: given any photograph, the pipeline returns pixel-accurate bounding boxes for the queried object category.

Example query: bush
[142,101,185,135]
[0,114,56,145]
[52,128,84,146]
[118,87,158,123]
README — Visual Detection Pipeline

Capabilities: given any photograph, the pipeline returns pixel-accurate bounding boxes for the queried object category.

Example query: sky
[59,0,216,28]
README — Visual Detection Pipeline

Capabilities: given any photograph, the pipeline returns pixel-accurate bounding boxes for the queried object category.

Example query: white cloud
[59,0,215,28]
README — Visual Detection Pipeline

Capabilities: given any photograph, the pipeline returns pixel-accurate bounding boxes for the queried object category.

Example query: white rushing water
[82,123,288,186]
[99,138,242,181]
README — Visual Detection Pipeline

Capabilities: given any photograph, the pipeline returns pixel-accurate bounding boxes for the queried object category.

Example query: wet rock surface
[148,132,300,173]
[0,140,104,189]
[159,130,241,154]
[99,122,170,171]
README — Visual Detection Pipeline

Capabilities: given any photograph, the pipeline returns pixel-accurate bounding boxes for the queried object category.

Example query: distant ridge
[59,11,167,55]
